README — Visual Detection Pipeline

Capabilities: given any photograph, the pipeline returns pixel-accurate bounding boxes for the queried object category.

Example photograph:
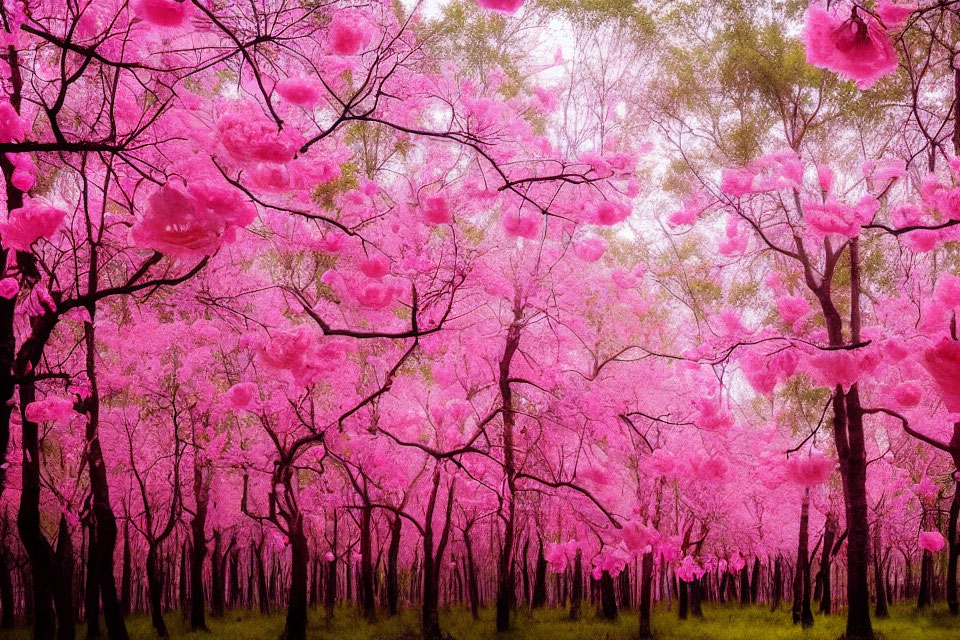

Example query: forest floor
[1,603,958,639]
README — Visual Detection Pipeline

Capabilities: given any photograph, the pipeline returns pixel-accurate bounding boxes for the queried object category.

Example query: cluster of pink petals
[785,453,834,487]
[502,212,541,239]
[667,191,711,228]
[24,396,77,425]
[621,521,659,554]
[693,395,734,432]
[573,236,607,262]
[260,329,318,384]
[0,278,19,300]
[740,349,799,395]
[718,215,747,255]
[132,182,256,259]
[218,111,301,164]
[223,382,257,411]
[275,77,322,108]
[676,555,705,583]
[421,195,452,225]
[327,12,372,56]
[688,454,728,484]
[592,200,631,226]
[0,102,27,143]
[892,381,922,408]
[643,449,676,477]
[777,294,812,326]
[133,0,193,28]
[891,204,940,252]
[923,338,960,413]
[8,153,36,192]
[803,195,878,238]
[804,6,899,89]
[720,149,804,197]
[807,347,881,391]
[544,540,579,573]
[0,200,68,251]
[359,255,391,279]
[875,1,916,29]
[918,530,946,553]
[477,0,525,13]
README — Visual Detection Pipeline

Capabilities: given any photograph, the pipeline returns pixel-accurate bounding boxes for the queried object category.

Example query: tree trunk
[359,506,375,621]
[189,467,209,632]
[599,570,617,620]
[638,551,654,638]
[792,488,813,628]
[495,318,521,632]
[463,524,480,621]
[147,545,168,637]
[84,519,100,640]
[53,515,75,640]
[818,515,836,614]
[532,538,547,609]
[918,549,933,610]
[569,549,583,621]
[120,522,131,616]
[281,514,308,640]
[873,525,888,619]
[948,479,960,615]
[0,542,14,628]
[770,555,782,612]
[750,557,760,604]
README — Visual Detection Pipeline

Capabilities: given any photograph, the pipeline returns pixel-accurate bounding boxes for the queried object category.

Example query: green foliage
[4,603,956,640]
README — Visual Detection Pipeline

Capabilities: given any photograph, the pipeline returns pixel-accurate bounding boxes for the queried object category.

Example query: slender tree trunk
[120,521,131,616]
[948,477,960,615]
[359,506,375,621]
[750,557,760,604]
[147,545,169,638]
[256,538,270,615]
[53,515,75,640]
[532,538,547,609]
[495,317,522,632]
[189,466,209,632]
[739,565,749,605]
[770,556,783,612]
[873,526,888,619]
[569,549,582,621]
[918,550,933,610]
[638,551,654,638]
[463,524,480,621]
[281,514,308,640]
[819,515,836,614]
[792,488,813,628]
[386,515,402,616]
[84,519,100,640]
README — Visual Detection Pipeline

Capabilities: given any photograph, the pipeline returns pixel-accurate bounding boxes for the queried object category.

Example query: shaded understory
[1,604,958,640]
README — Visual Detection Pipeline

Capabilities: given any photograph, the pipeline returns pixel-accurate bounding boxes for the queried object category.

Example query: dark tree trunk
[420,473,454,640]
[750,557,760,604]
[638,551,654,638]
[739,565,749,605]
[359,506,375,621]
[189,467,209,632]
[387,516,402,616]
[147,546,168,637]
[678,578,688,620]
[210,531,224,619]
[599,570,618,620]
[532,538,547,609]
[53,515,75,640]
[463,524,480,621]
[84,520,100,640]
[569,549,583,621]
[770,555,782,612]
[873,527,888,619]
[256,538,270,615]
[792,489,813,628]
[0,542,14,628]
[690,577,703,619]
[918,550,933,610]
[495,318,521,633]
[281,514,308,640]
[818,516,836,614]
[948,479,960,615]
[120,521,131,617]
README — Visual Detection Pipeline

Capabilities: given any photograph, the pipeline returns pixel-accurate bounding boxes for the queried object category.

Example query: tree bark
[359,506,375,621]
[818,515,836,614]
[495,316,521,632]
[569,549,582,621]
[189,465,209,632]
[638,551,654,638]
[53,515,74,640]
[792,488,813,628]
[281,514,308,640]
[386,515,402,616]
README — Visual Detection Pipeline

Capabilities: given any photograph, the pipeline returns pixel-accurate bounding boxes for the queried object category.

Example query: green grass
[1,603,958,639]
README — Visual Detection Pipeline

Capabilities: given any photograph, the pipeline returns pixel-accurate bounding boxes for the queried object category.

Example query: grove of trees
[2,1,960,640]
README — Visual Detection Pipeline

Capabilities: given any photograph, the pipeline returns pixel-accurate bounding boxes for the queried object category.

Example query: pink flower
[936,187,960,220]
[218,111,301,164]
[132,0,193,28]
[592,201,631,226]
[729,553,746,572]
[817,165,835,192]
[785,453,834,487]
[573,237,607,262]
[923,338,960,414]
[804,6,899,89]
[777,295,811,325]
[0,102,27,143]
[359,255,390,279]
[421,195,452,225]
[275,77,321,107]
[477,0,524,14]
[132,182,256,259]
[0,278,19,300]
[622,521,658,553]
[0,200,68,250]
[720,168,755,197]
[804,196,877,238]
[327,13,372,56]
[676,555,704,582]
[936,275,960,308]
[354,281,399,309]
[919,531,946,553]
[25,396,77,425]
[892,382,922,408]
[502,212,540,239]
[875,1,916,30]
[223,382,257,411]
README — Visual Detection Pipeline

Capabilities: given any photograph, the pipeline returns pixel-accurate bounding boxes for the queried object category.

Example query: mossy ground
[1,603,958,639]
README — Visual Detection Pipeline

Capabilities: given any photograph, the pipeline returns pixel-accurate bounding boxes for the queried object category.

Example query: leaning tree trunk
[147,545,169,638]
